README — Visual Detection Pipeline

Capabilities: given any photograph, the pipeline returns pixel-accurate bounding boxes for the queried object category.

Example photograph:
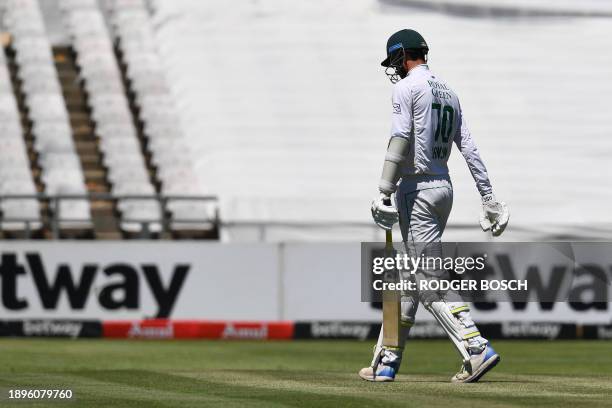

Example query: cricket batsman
[359,29,510,383]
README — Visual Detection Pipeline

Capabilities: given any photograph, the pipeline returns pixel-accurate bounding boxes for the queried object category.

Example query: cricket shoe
[358,350,399,382]
[451,344,500,383]
[358,363,397,382]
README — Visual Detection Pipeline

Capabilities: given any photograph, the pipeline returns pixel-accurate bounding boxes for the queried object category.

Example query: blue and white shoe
[358,362,397,382]
[451,344,500,383]
[359,347,402,382]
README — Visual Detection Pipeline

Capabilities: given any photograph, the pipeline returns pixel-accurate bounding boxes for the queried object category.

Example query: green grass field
[0,339,611,407]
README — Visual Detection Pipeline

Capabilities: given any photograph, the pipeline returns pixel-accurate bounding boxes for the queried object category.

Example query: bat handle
[385,230,393,247]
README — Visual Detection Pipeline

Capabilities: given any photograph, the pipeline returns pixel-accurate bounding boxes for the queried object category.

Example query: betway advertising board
[0,242,279,320]
[0,242,611,326]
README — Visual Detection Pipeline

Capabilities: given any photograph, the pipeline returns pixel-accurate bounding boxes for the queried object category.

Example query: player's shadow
[399,374,527,383]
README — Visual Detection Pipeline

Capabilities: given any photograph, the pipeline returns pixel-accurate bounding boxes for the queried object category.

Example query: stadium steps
[53,46,122,239]
[113,45,161,193]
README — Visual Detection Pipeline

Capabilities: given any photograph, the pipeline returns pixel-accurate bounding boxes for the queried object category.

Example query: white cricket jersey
[390,64,492,195]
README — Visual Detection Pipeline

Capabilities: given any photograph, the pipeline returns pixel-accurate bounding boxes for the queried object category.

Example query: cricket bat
[382,229,401,348]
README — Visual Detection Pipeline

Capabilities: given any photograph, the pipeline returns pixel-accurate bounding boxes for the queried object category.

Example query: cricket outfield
[0,339,610,407]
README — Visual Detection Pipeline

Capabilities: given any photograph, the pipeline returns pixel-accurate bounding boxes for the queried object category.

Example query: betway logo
[501,322,561,339]
[469,254,611,311]
[23,320,83,338]
[0,253,189,318]
[311,322,371,340]
[222,323,268,339]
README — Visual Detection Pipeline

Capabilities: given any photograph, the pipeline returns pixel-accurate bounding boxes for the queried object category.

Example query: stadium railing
[0,193,387,241]
[0,193,218,239]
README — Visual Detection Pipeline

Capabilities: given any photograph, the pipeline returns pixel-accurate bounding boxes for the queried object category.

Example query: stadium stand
[0,0,217,239]
[103,0,215,235]
[2,0,91,237]
[59,0,164,236]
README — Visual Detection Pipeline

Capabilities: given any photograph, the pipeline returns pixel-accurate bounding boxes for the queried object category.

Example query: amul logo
[222,323,268,339]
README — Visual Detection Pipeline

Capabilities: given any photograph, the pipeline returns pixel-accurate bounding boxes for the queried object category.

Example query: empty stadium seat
[0,94,19,120]
[0,154,30,170]
[166,200,215,231]
[0,167,33,181]
[96,122,138,139]
[0,183,41,232]
[41,170,85,195]
[113,182,162,234]
[33,134,75,154]
[26,94,70,122]
[31,121,72,140]
[90,105,133,125]
[99,137,142,155]
[102,152,146,169]
[106,165,150,186]
[16,63,55,81]
[20,75,62,95]
[47,183,92,230]
[0,150,40,233]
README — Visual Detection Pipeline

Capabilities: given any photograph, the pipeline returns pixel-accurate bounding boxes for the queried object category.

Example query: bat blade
[382,229,401,348]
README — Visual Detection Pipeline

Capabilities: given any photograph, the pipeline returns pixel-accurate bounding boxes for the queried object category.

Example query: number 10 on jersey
[431,103,454,159]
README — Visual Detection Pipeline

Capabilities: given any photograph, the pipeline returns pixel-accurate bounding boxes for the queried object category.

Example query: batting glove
[371,193,399,231]
[479,193,509,237]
